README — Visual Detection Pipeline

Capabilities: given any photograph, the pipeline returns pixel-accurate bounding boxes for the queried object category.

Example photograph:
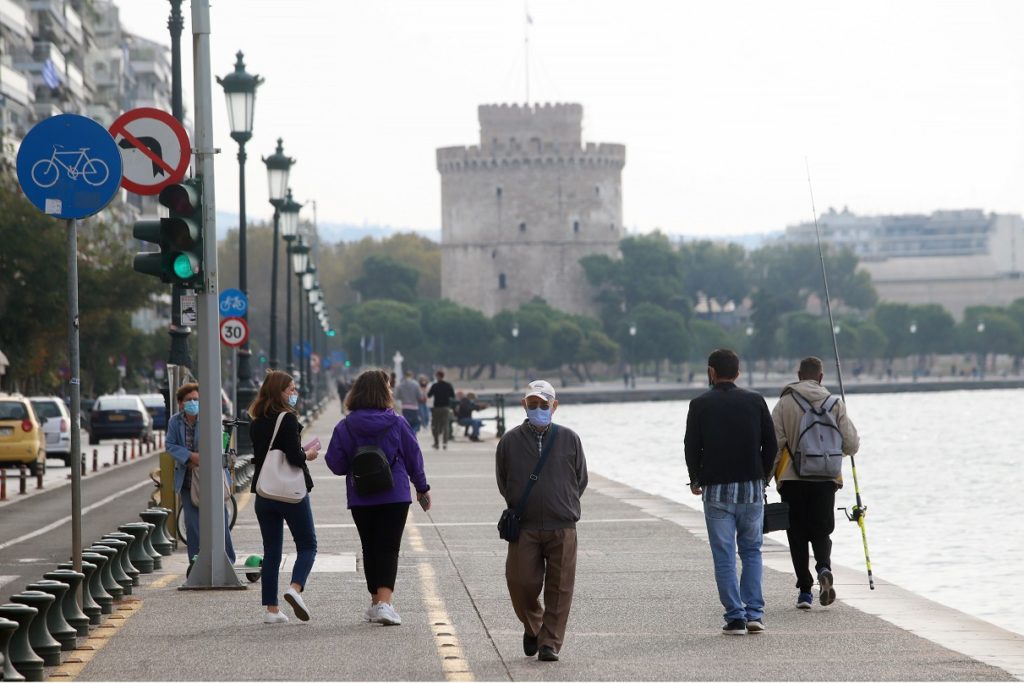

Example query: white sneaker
[365,605,379,623]
[263,610,289,624]
[283,587,310,622]
[375,602,402,626]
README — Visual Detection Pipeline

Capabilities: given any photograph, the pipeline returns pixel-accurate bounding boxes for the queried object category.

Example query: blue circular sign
[219,288,248,318]
[16,114,123,220]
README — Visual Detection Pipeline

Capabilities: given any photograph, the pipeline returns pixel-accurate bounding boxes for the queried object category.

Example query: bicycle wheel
[176,505,187,544]
[82,158,109,186]
[31,159,59,188]
[228,495,238,530]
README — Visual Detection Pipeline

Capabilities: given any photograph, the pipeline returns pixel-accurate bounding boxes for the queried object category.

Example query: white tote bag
[255,412,306,503]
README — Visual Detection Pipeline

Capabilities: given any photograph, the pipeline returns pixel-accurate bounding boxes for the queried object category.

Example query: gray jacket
[495,421,588,530]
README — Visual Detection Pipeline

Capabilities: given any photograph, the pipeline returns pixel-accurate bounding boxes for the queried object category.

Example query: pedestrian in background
[165,382,236,570]
[771,356,859,609]
[417,375,430,429]
[249,370,320,624]
[496,380,588,662]
[427,369,455,450]
[395,371,422,432]
[325,369,432,626]
[684,349,776,636]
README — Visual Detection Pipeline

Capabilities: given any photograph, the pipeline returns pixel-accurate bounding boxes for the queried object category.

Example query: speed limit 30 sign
[220,316,249,348]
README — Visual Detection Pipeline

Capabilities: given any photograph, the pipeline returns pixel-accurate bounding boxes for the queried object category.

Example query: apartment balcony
[0,63,33,107]
[0,0,32,40]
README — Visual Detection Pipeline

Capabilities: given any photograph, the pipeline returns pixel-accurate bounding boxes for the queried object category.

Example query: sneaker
[375,602,402,625]
[722,619,747,635]
[818,569,836,606]
[283,587,310,622]
[523,631,539,656]
[746,620,765,633]
[797,591,814,609]
[365,604,379,622]
[263,610,289,624]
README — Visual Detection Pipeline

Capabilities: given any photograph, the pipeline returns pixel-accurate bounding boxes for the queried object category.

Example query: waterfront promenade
[64,400,1023,681]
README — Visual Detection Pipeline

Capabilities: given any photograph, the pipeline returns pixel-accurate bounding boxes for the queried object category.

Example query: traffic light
[327,330,336,337]
[132,178,204,286]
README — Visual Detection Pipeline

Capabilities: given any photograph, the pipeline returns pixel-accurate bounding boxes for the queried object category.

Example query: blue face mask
[183,399,199,416]
[287,394,298,408]
[526,406,552,427]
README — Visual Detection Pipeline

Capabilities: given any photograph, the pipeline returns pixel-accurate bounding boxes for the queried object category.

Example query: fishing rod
[805,160,875,590]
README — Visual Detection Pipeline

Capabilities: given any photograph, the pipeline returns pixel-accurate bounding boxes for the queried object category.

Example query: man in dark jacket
[496,379,587,662]
[684,349,776,636]
[426,370,455,450]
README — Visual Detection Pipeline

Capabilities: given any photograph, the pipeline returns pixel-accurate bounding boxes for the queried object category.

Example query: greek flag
[42,59,61,89]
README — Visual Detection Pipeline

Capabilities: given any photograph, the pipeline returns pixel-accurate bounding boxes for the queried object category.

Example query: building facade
[436,103,625,317]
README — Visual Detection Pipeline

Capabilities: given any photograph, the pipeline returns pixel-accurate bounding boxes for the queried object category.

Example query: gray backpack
[791,393,844,480]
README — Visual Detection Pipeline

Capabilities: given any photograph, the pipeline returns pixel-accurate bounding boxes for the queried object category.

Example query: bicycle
[30,144,110,188]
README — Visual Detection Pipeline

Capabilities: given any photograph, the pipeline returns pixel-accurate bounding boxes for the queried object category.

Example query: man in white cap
[495,379,588,662]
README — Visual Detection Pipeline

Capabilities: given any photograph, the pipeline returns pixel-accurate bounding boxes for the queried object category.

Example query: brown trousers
[505,528,578,652]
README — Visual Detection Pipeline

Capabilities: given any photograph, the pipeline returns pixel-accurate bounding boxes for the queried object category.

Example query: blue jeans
[703,499,764,623]
[458,417,482,438]
[402,409,421,433]
[180,480,236,565]
[255,493,317,606]
[418,403,430,427]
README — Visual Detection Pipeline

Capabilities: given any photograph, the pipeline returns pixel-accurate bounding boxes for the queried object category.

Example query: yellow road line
[47,598,143,681]
[407,524,474,682]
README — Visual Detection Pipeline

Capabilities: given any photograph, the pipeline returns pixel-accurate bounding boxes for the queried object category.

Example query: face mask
[287,394,298,408]
[526,406,552,427]
[183,400,199,416]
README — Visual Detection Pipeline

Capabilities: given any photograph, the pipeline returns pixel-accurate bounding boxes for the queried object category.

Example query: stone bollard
[8,592,61,667]
[24,582,76,652]
[133,521,163,569]
[78,552,114,613]
[101,532,142,583]
[92,450,98,472]
[56,562,101,626]
[0,616,22,682]
[0,603,43,681]
[94,537,136,592]
[118,524,156,573]
[155,506,178,551]
[139,509,173,556]
[19,464,27,495]
[42,570,89,638]
[88,543,131,596]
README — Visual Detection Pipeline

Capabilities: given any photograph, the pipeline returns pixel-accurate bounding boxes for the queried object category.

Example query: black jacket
[427,380,455,409]
[249,411,313,493]
[684,382,777,487]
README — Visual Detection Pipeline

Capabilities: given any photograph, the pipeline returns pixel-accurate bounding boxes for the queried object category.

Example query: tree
[342,299,424,367]
[688,319,733,363]
[678,240,750,308]
[622,303,690,380]
[872,302,913,360]
[779,312,832,360]
[749,244,877,314]
[350,254,420,303]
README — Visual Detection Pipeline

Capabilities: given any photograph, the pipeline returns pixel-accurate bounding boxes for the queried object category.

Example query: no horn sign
[109,107,191,195]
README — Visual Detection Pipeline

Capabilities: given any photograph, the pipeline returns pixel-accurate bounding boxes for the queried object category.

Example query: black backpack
[343,420,395,495]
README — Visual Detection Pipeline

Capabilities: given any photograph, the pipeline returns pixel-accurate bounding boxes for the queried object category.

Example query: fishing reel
[838,504,866,523]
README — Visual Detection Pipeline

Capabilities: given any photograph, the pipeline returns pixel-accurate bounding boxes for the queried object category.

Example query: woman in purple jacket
[325,369,431,626]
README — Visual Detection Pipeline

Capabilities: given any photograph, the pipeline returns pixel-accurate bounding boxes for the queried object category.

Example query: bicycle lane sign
[15,113,123,219]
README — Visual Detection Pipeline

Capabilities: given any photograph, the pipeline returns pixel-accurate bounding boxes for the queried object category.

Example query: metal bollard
[19,464,27,495]
[113,443,119,464]
[9,591,61,666]
[25,581,77,652]
[93,449,98,472]
[81,452,87,477]
[36,469,43,490]
[42,569,90,638]
[130,439,135,460]
[0,603,44,680]
[0,615,21,681]
[1,468,6,500]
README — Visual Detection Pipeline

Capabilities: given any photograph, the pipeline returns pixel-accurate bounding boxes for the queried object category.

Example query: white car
[30,396,72,465]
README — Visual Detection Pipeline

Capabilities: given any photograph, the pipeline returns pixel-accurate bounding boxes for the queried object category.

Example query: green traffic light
[344,360,351,367]
[327,330,336,337]
[172,253,198,280]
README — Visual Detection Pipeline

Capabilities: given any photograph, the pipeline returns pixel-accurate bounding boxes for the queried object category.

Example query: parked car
[88,394,152,445]
[140,393,168,431]
[0,393,46,475]
[30,396,72,465]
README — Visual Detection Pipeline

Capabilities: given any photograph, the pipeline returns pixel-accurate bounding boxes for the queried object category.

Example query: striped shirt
[702,479,764,504]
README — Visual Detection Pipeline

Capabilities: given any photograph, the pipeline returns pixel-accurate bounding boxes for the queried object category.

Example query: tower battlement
[436,141,625,172]
[478,102,584,148]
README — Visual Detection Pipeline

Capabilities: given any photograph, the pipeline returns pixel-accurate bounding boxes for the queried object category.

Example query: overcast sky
[116,1,1024,237]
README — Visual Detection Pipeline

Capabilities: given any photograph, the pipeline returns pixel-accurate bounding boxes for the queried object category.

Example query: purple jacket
[325,408,429,508]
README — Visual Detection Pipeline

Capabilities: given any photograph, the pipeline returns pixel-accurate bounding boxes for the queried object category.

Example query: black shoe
[523,631,538,656]
[722,619,747,635]
[538,645,558,661]
[818,568,836,606]
[469,436,481,442]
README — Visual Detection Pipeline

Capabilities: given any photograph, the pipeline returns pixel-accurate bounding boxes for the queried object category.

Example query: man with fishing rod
[771,356,859,609]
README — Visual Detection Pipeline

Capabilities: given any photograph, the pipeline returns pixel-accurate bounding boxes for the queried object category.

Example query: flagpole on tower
[524,0,531,104]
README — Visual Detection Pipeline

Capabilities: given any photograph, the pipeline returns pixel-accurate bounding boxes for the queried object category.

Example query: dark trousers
[255,493,318,606]
[505,528,578,652]
[351,503,410,594]
[780,480,836,592]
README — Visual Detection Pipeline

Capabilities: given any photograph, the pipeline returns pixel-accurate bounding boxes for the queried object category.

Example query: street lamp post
[301,266,316,407]
[217,51,262,454]
[977,321,986,378]
[263,139,294,370]
[281,190,302,376]
[629,323,637,389]
[512,323,520,391]
[746,325,754,387]
[292,238,310,381]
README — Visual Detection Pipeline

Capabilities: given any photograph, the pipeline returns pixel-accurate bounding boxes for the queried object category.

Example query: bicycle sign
[16,114,123,220]
[220,316,249,348]
[218,288,248,318]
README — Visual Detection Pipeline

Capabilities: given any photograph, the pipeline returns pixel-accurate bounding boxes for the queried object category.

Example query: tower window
[595,186,601,196]
[496,187,502,198]
[519,222,526,232]
[499,273,507,289]
[573,221,580,233]
[492,250,497,259]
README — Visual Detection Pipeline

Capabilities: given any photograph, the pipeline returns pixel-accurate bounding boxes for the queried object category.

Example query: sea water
[554,388,1024,638]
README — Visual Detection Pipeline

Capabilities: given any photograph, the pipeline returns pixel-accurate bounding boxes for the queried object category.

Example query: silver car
[30,396,72,466]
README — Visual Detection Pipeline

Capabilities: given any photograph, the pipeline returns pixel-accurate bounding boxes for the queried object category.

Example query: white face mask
[287,394,298,408]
